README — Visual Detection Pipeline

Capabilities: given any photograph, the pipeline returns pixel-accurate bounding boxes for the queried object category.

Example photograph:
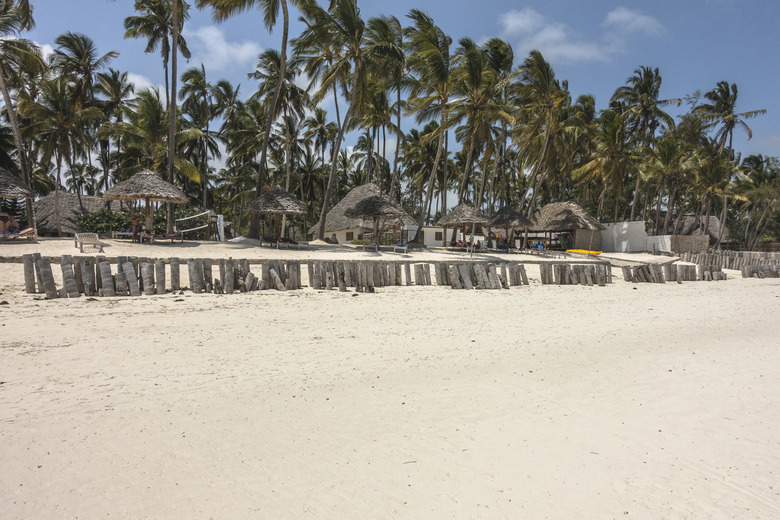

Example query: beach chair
[74,232,108,253]
[0,227,35,242]
[393,243,408,253]
[153,231,183,243]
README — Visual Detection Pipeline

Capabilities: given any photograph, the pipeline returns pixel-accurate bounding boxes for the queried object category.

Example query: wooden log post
[245,271,256,291]
[80,258,96,296]
[60,256,81,298]
[23,254,36,294]
[404,262,412,286]
[519,264,529,286]
[448,265,462,289]
[269,268,286,291]
[170,258,180,290]
[223,260,234,294]
[155,259,166,294]
[141,262,156,296]
[115,270,128,296]
[36,257,59,299]
[122,262,141,296]
[98,261,115,297]
[30,252,44,294]
[337,263,347,292]
[454,265,469,290]
[202,259,212,291]
[307,262,315,289]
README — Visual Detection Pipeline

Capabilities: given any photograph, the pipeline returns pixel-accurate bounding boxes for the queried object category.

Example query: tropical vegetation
[0,0,777,248]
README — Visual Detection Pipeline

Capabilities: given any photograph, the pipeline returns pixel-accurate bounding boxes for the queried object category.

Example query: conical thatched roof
[103,169,187,203]
[489,205,531,229]
[0,168,33,198]
[35,191,123,236]
[530,201,605,231]
[344,195,413,222]
[436,204,489,227]
[309,183,414,235]
[249,185,305,215]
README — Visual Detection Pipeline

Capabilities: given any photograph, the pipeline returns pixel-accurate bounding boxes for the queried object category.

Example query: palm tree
[515,50,568,217]
[124,0,191,107]
[611,66,680,220]
[694,81,766,246]
[365,15,405,200]
[737,154,780,249]
[49,32,118,109]
[296,0,368,240]
[197,0,300,239]
[404,9,454,239]
[574,108,639,220]
[179,64,218,208]
[95,68,135,191]
[24,76,104,235]
[0,0,44,227]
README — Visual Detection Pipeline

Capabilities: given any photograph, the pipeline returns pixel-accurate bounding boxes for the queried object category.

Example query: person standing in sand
[131,211,141,242]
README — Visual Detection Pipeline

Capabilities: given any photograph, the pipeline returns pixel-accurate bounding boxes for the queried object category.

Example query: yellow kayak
[566,249,602,255]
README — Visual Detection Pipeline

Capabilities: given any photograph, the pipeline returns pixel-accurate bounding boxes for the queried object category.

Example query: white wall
[405,226,455,247]
[601,221,647,252]
[646,235,672,253]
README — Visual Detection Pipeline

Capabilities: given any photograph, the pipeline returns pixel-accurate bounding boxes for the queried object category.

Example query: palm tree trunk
[413,105,446,244]
[653,176,666,235]
[250,0,289,239]
[318,74,358,240]
[523,110,554,217]
[629,173,642,221]
[716,194,728,250]
[662,183,678,235]
[0,62,37,236]
[55,153,63,237]
[458,135,477,203]
[389,84,402,202]
[167,0,179,235]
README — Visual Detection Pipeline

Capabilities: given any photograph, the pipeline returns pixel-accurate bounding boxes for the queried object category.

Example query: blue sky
[27,0,779,159]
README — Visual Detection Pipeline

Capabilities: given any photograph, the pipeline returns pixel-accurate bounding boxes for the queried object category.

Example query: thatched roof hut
[309,183,415,237]
[103,169,187,203]
[530,202,605,232]
[35,191,122,236]
[0,168,33,198]
[436,204,489,227]
[489,205,531,229]
[249,185,305,215]
[104,169,188,230]
[344,195,413,222]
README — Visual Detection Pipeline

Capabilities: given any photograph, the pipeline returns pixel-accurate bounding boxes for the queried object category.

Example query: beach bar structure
[531,201,605,251]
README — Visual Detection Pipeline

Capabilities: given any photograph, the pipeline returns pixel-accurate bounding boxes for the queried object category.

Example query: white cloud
[603,7,663,36]
[126,72,161,94]
[499,7,663,64]
[184,25,262,73]
[34,41,54,62]
[499,8,546,36]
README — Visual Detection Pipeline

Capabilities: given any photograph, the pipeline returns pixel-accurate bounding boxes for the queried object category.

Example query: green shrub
[75,209,131,236]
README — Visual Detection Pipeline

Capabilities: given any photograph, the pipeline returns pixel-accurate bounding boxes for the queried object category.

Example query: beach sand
[1,239,779,518]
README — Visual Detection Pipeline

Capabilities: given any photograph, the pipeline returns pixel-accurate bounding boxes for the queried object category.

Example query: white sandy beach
[1,239,779,518]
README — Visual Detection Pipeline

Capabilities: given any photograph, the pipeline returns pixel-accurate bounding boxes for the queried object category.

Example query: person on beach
[131,211,141,242]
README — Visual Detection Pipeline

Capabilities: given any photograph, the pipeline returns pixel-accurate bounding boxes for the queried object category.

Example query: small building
[35,191,124,236]
[531,201,605,250]
[308,183,415,244]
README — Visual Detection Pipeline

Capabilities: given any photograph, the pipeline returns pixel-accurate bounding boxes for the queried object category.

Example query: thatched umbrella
[1,167,38,240]
[248,185,306,238]
[103,169,188,231]
[530,201,604,251]
[437,204,489,246]
[489,205,531,246]
[0,168,33,198]
[344,195,413,244]
[530,201,605,232]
